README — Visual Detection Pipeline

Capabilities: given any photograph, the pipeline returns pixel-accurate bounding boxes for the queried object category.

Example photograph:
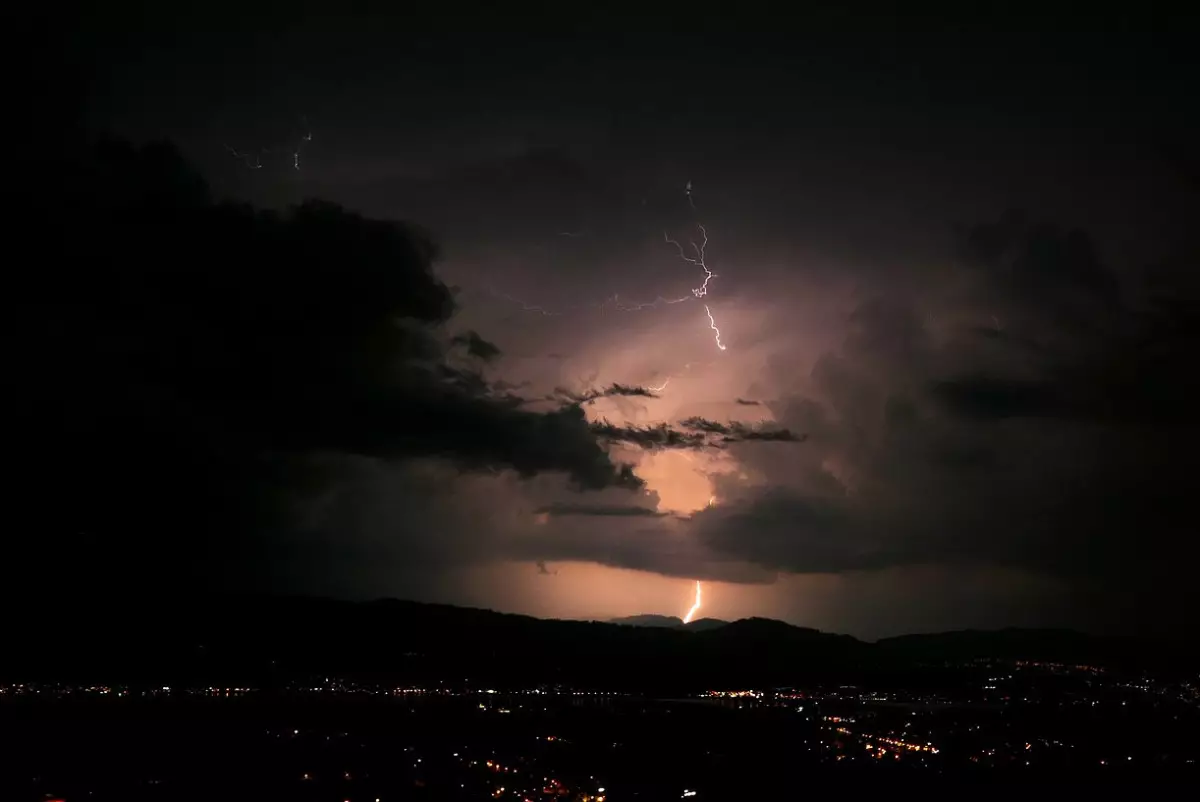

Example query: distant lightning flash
[226,116,312,172]
[609,294,693,312]
[491,289,562,316]
[293,122,313,170]
[683,580,703,624]
[489,288,692,317]
[645,361,710,395]
[224,144,264,169]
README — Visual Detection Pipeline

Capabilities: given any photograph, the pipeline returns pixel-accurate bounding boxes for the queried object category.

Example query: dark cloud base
[6,138,800,596]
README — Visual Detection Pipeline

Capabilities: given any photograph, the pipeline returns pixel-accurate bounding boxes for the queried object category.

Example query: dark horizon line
[19,590,1181,645]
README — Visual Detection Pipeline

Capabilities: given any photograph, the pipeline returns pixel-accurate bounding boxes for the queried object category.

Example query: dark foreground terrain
[3,685,1198,801]
[3,597,1198,798]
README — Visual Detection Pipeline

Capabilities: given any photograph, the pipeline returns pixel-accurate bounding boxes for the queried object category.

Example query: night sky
[24,11,1200,638]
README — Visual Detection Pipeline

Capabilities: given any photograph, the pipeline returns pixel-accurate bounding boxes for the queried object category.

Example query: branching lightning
[664,222,727,351]
[683,580,702,624]
[488,181,730,365]
[663,224,716,298]
[609,294,694,312]
[490,187,728,355]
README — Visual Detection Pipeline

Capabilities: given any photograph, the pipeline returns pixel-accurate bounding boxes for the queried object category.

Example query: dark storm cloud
[554,383,659,405]
[931,377,1073,420]
[9,138,811,593]
[51,20,1200,634]
[689,214,1200,633]
[589,417,805,450]
[534,503,670,518]
[676,417,806,444]
[933,216,1200,427]
[696,489,877,574]
[10,139,785,592]
[451,330,502,361]
[333,145,631,257]
[590,421,709,450]
[956,213,1122,312]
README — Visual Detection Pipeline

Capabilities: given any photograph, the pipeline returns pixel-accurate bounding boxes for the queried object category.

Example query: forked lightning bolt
[665,223,726,351]
[663,224,716,298]
[493,187,729,351]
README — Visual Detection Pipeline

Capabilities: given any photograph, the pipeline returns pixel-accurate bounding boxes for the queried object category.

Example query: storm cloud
[37,25,1200,636]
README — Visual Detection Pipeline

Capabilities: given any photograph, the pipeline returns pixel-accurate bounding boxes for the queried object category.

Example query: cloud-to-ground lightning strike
[683,580,703,624]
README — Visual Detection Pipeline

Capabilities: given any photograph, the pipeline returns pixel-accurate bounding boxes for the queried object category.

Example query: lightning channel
[663,224,716,298]
[704,304,726,351]
[489,184,728,351]
[683,580,703,624]
[665,223,727,351]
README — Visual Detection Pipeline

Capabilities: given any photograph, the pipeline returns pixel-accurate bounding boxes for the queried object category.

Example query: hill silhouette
[8,596,1193,691]
[610,614,686,628]
[610,615,731,632]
